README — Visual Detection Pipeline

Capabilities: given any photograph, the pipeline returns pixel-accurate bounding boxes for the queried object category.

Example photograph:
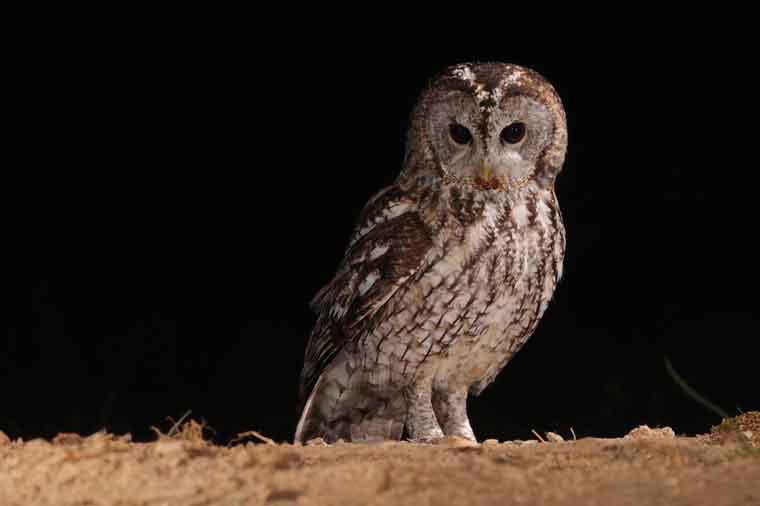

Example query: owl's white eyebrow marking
[452,65,477,84]
[501,68,526,86]
[451,64,505,112]
[488,87,503,110]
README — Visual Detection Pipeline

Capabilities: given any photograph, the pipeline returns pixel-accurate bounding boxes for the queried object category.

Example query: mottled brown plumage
[296,63,568,443]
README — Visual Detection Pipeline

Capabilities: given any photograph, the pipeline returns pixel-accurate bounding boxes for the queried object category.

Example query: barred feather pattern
[296,62,567,443]
[296,177,564,443]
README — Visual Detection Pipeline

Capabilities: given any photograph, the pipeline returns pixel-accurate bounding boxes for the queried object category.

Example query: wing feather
[299,185,431,404]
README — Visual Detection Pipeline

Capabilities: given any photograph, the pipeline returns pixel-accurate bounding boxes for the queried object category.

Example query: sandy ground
[1,414,758,506]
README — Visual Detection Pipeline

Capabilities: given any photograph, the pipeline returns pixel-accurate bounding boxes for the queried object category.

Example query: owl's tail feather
[294,374,329,443]
[294,357,404,444]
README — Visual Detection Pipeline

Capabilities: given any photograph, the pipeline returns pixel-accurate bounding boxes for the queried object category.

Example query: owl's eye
[500,122,526,144]
[449,123,472,145]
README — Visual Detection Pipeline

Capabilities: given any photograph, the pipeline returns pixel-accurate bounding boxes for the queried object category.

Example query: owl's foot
[404,382,445,443]
[442,419,476,442]
[432,388,476,442]
[407,431,445,444]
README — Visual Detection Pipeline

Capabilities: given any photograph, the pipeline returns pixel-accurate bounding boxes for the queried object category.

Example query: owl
[295,63,567,443]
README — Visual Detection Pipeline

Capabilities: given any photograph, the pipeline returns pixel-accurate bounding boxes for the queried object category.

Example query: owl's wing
[299,185,432,404]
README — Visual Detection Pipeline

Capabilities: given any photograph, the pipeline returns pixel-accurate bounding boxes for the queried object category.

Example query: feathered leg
[432,388,476,441]
[404,376,444,442]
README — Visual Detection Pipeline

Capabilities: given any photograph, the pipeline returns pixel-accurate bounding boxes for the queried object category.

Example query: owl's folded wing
[299,185,432,405]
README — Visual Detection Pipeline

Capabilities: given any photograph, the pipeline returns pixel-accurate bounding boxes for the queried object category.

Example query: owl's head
[399,63,567,192]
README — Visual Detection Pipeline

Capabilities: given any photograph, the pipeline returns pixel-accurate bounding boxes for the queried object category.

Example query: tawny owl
[296,63,567,443]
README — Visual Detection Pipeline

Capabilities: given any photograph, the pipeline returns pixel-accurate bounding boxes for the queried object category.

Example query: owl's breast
[359,187,564,393]
[423,189,565,391]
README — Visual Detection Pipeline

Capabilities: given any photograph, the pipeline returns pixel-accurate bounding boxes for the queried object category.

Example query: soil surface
[1,414,759,506]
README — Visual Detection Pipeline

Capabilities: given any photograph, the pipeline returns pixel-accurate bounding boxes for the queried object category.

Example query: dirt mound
[707,411,760,448]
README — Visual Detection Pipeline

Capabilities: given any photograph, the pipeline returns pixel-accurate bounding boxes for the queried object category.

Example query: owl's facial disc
[399,63,566,193]
[429,93,554,191]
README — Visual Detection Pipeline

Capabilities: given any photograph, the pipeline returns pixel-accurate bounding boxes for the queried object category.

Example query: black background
[4,28,758,444]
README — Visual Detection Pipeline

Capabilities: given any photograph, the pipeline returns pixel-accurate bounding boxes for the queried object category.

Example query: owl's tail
[294,355,404,444]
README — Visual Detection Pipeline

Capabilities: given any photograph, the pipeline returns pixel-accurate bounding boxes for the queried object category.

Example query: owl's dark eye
[500,122,526,144]
[449,123,472,145]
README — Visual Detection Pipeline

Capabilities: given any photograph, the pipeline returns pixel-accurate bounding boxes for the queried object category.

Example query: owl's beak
[480,161,495,182]
[473,161,503,190]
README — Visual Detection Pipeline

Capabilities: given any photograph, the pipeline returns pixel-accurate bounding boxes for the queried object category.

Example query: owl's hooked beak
[474,161,503,190]
[480,162,493,182]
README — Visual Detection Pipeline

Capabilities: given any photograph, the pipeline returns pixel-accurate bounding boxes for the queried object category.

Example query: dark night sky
[4,30,758,444]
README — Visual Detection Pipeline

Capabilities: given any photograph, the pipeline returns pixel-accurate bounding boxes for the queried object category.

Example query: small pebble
[545,432,564,443]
